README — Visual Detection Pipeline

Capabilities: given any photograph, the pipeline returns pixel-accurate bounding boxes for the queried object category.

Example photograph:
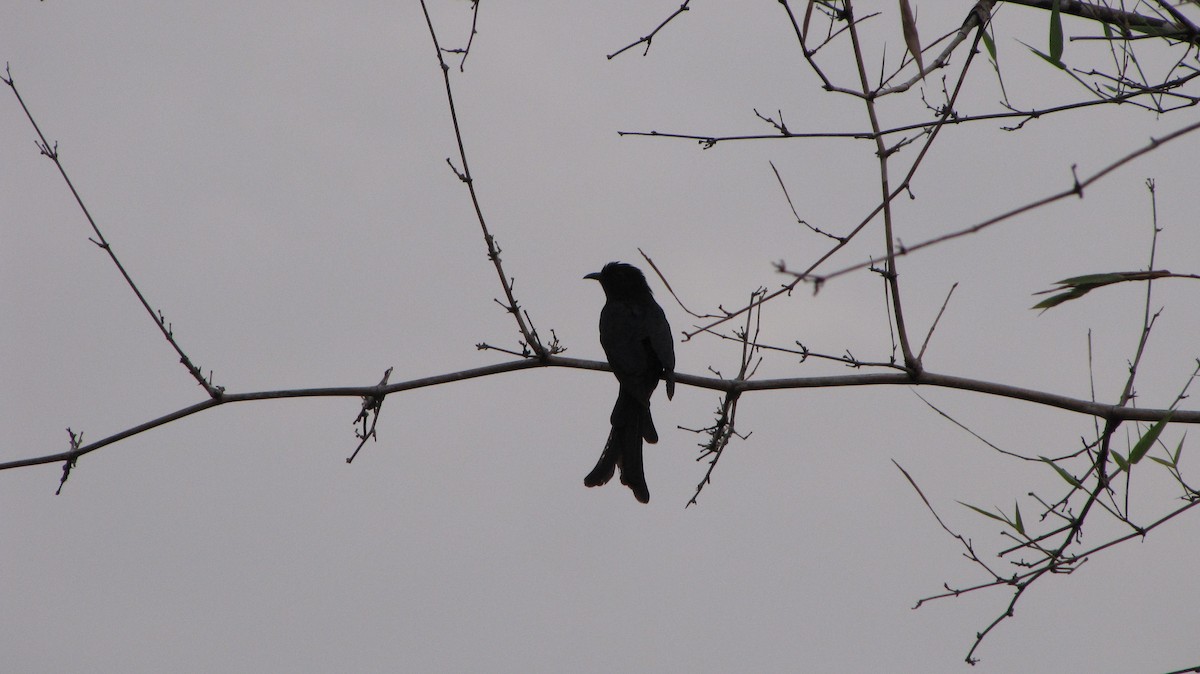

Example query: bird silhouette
[583,262,675,503]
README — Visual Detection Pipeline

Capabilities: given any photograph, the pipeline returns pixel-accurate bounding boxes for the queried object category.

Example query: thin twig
[607,1,691,59]
[418,2,546,357]
[3,65,222,398]
[918,282,958,360]
[779,119,1200,288]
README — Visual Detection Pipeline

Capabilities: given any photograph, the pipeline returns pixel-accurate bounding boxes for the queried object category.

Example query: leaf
[1128,413,1173,465]
[1049,0,1064,63]
[1032,287,1089,310]
[1040,456,1082,488]
[1020,41,1066,70]
[899,0,924,73]
[1054,273,1129,286]
[1174,431,1186,464]
[1031,271,1172,311]
[1111,450,1129,473]
[981,26,997,62]
[1012,501,1025,535]
[958,501,1007,523]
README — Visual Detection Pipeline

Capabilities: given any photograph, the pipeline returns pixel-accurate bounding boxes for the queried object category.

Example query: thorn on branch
[753,108,791,135]
[36,140,58,159]
[346,367,392,464]
[493,297,519,315]
[544,328,565,355]
[485,234,502,261]
[445,157,468,182]
[476,342,528,358]
[56,428,84,495]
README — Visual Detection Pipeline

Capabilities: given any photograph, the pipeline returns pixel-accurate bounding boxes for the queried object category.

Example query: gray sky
[4,3,1199,672]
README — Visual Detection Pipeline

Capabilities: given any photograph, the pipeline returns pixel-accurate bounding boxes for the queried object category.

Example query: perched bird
[583,262,675,503]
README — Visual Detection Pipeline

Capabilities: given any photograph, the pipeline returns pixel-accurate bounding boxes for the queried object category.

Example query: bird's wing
[646,301,674,372]
[646,300,675,399]
[599,300,650,377]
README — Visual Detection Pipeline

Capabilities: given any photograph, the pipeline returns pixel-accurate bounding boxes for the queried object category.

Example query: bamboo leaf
[1049,0,1064,63]
[899,0,924,73]
[1054,272,1128,286]
[1111,449,1129,473]
[1012,501,1025,535]
[981,27,997,62]
[1040,456,1082,488]
[958,501,1007,523]
[1129,414,1173,465]
[1031,271,1165,311]
[1020,41,1066,70]
[1032,288,1088,310]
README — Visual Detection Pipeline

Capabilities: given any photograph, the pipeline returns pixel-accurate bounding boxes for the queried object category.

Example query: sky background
[3,2,1199,672]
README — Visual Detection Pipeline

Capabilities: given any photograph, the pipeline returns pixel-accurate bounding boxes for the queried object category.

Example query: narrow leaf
[1021,42,1066,70]
[1111,450,1129,473]
[1049,0,1064,63]
[1128,414,1173,465]
[1032,288,1088,310]
[958,501,1007,523]
[1054,272,1128,286]
[1012,501,1025,535]
[899,0,924,73]
[1040,456,1082,488]
[981,27,997,62]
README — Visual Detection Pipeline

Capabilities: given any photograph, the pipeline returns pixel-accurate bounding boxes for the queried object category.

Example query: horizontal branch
[3,356,1195,474]
[617,70,1200,147]
[1001,0,1200,44]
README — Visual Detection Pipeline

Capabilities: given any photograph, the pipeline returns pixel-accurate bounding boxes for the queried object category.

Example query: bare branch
[607,1,691,59]
[4,67,223,398]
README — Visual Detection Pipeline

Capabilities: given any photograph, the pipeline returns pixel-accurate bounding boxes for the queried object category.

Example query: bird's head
[584,261,653,299]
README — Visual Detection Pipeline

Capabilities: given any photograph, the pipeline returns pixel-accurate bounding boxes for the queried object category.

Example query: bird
[583,262,675,503]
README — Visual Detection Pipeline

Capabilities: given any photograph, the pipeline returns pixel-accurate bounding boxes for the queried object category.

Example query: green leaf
[1055,273,1128,286]
[1032,287,1088,310]
[958,501,1007,523]
[1031,272,1154,311]
[1128,413,1173,465]
[1111,450,1129,473]
[1021,42,1066,70]
[1012,501,1025,535]
[899,0,924,73]
[1040,456,1082,488]
[981,26,997,62]
[1149,456,1175,468]
[1174,431,1186,464]
[1049,0,1064,63]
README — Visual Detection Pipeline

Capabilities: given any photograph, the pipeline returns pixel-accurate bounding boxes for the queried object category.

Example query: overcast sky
[4,3,1199,673]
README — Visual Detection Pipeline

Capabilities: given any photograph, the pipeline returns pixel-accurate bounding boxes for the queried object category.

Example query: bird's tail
[616,424,649,504]
[584,427,619,487]
[584,393,653,503]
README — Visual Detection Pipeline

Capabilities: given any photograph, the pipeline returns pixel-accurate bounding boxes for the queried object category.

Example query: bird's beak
[583,272,601,281]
